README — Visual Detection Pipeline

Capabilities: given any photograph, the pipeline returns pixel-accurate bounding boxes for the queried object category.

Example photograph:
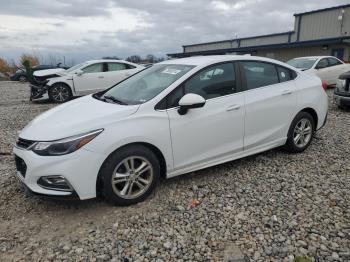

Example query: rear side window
[316,58,329,69]
[183,62,236,100]
[126,64,136,69]
[327,58,342,67]
[277,66,292,82]
[241,61,279,89]
[107,63,127,71]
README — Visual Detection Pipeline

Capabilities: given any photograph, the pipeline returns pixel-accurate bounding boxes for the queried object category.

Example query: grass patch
[294,257,312,262]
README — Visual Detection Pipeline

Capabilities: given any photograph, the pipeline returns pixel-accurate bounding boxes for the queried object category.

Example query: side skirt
[166,138,287,179]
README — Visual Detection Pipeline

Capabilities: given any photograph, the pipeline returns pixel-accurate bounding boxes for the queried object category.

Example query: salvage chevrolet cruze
[13,55,328,205]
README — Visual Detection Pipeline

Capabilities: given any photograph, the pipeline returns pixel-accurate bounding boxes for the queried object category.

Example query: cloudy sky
[0,0,348,64]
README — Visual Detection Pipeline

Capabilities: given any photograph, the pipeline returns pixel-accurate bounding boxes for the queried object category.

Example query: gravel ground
[0,82,349,262]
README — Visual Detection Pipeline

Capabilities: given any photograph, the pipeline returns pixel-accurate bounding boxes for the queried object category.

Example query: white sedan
[14,55,328,205]
[31,59,144,102]
[287,56,350,86]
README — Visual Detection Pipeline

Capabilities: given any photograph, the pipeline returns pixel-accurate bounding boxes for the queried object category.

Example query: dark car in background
[334,71,350,109]
[10,64,68,82]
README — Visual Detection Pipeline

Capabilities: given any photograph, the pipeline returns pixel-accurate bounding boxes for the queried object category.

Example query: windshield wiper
[103,95,128,105]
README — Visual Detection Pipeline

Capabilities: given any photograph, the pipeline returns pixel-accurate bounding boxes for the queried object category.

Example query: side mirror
[76,69,84,76]
[178,93,206,115]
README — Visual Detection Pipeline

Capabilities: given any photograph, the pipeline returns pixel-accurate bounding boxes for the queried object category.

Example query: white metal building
[168,4,350,62]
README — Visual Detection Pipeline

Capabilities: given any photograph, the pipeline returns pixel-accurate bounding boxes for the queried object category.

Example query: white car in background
[14,55,328,205]
[31,60,144,103]
[287,56,350,86]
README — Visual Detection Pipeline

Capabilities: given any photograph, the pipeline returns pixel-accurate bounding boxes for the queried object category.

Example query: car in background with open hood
[30,59,144,102]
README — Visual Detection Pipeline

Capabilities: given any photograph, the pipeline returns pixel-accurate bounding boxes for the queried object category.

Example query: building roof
[183,31,293,48]
[294,3,350,16]
[168,37,350,58]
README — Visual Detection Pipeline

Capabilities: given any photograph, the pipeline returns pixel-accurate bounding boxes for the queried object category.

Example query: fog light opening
[37,176,73,192]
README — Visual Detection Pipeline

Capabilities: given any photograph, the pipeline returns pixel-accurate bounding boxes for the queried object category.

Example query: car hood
[20,95,140,141]
[33,68,66,77]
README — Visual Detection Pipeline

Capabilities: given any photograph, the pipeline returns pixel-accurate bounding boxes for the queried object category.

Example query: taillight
[322,80,328,91]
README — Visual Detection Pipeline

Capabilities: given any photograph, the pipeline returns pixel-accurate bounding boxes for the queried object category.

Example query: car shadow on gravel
[31,96,79,105]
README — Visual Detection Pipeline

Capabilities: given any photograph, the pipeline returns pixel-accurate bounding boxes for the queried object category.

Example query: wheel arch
[49,81,72,91]
[299,107,318,128]
[95,142,167,196]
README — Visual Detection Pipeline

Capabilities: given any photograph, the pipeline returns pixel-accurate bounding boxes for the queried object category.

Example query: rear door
[240,61,297,150]
[104,62,139,87]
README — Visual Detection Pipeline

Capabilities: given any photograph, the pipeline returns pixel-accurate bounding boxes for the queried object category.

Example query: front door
[73,62,109,95]
[240,61,297,150]
[166,62,245,172]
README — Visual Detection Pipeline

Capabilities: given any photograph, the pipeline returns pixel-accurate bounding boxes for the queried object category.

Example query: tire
[48,83,72,103]
[284,111,315,153]
[100,145,160,206]
[18,75,27,82]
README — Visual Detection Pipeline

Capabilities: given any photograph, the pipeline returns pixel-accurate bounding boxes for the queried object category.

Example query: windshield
[102,64,195,105]
[65,62,88,73]
[287,58,317,70]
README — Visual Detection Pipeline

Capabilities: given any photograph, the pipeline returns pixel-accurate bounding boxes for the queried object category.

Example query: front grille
[16,138,35,150]
[15,155,27,177]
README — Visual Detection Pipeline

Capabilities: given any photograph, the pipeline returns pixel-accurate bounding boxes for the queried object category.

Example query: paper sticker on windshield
[162,68,182,75]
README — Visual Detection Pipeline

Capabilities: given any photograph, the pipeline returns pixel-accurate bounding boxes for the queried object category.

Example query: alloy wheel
[51,85,70,102]
[293,118,312,148]
[111,156,154,199]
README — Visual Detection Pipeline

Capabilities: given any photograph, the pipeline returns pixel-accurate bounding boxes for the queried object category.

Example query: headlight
[32,129,103,156]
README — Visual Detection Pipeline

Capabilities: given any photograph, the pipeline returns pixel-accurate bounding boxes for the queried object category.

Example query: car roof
[160,55,292,67]
[290,56,334,60]
[85,59,139,65]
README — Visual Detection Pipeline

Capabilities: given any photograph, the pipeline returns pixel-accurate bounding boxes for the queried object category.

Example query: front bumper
[13,146,107,200]
[30,84,50,100]
[334,89,350,108]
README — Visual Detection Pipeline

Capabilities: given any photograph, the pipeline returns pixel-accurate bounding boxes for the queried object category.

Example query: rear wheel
[284,112,315,153]
[101,145,160,206]
[48,83,72,103]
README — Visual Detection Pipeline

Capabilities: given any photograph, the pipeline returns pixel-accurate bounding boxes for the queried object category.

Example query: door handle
[98,76,104,79]
[226,104,241,111]
[281,90,292,95]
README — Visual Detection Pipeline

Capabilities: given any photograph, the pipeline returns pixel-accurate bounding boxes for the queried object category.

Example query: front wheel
[284,112,315,153]
[48,83,72,103]
[101,145,160,206]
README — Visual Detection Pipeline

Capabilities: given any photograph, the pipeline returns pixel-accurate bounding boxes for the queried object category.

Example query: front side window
[327,58,342,67]
[108,63,127,71]
[102,64,194,105]
[184,63,236,99]
[82,63,103,73]
[316,59,329,69]
[242,61,279,89]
